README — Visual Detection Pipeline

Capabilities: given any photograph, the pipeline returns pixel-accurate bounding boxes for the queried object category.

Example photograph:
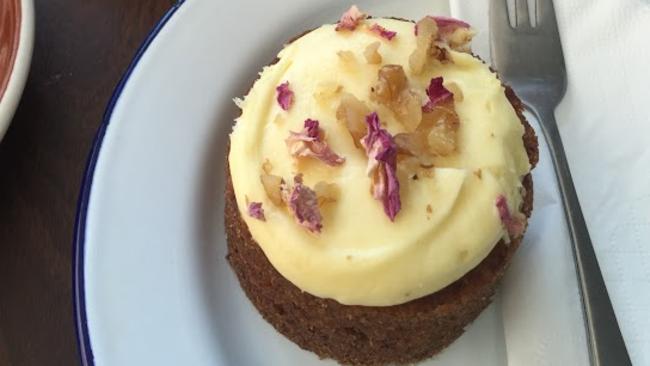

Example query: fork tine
[515,0,531,27]
[489,0,513,31]
[537,0,560,31]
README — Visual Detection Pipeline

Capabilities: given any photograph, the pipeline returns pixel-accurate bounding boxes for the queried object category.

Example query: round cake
[226,7,538,365]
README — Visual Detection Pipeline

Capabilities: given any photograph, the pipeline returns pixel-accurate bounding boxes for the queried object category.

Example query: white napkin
[451,1,650,365]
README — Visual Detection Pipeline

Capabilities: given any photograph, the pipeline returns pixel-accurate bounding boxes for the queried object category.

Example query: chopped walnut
[313,81,343,103]
[363,42,382,64]
[409,17,438,75]
[370,65,422,131]
[394,132,428,157]
[337,50,356,65]
[336,93,370,148]
[371,65,407,102]
[444,27,475,52]
[394,97,459,159]
[420,102,459,156]
[262,159,273,174]
[397,155,421,179]
[430,43,449,63]
[273,114,285,125]
[260,173,285,206]
[427,16,475,52]
[314,181,338,207]
[394,132,436,166]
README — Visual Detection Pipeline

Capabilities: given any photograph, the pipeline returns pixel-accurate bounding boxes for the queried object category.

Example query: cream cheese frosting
[228,18,530,306]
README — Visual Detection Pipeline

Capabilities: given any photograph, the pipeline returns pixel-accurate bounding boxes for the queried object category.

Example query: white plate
[74,1,588,365]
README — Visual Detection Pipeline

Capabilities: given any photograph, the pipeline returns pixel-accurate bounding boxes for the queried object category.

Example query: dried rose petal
[276,81,294,111]
[286,119,345,166]
[496,195,525,238]
[287,175,323,233]
[247,202,265,221]
[363,42,382,64]
[361,112,401,221]
[422,77,453,112]
[431,16,470,32]
[260,173,284,206]
[336,93,370,148]
[335,5,367,31]
[369,23,397,40]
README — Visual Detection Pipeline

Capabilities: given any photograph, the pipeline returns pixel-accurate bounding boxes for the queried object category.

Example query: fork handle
[533,106,632,366]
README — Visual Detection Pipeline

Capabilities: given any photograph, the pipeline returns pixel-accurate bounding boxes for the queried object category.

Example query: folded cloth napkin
[451,1,650,365]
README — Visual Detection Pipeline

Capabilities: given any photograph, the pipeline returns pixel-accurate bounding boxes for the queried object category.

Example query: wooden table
[0,1,172,364]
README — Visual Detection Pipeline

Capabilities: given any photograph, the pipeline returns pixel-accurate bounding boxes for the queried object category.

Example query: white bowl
[0,0,34,142]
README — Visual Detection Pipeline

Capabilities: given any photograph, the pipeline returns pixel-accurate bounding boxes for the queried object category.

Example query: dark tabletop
[0,1,173,364]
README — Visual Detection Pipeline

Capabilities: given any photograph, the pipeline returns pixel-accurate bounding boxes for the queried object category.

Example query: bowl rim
[0,0,34,142]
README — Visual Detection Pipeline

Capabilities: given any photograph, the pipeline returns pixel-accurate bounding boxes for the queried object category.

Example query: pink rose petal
[496,195,525,238]
[422,77,453,112]
[361,112,401,221]
[432,16,470,32]
[286,119,346,166]
[276,81,294,111]
[247,202,266,221]
[287,175,322,233]
[369,23,397,41]
[335,5,367,31]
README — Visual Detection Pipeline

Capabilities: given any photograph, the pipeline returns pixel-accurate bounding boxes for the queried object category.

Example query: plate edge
[72,1,186,365]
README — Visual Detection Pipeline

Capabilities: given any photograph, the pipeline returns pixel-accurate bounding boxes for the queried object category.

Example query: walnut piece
[409,17,438,75]
[419,102,459,156]
[313,81,343,102]
[260,173,284,206]
[314,181,338,207]
[337,50,356,65]
[370,65,422,131]
[336,93,371,148]
[363,42,382,64]
[262,159,273,174]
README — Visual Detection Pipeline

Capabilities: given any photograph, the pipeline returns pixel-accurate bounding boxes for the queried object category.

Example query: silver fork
[489,1,632,365]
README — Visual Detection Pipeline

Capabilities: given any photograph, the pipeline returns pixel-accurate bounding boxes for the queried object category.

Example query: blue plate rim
[72,1,186,365]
